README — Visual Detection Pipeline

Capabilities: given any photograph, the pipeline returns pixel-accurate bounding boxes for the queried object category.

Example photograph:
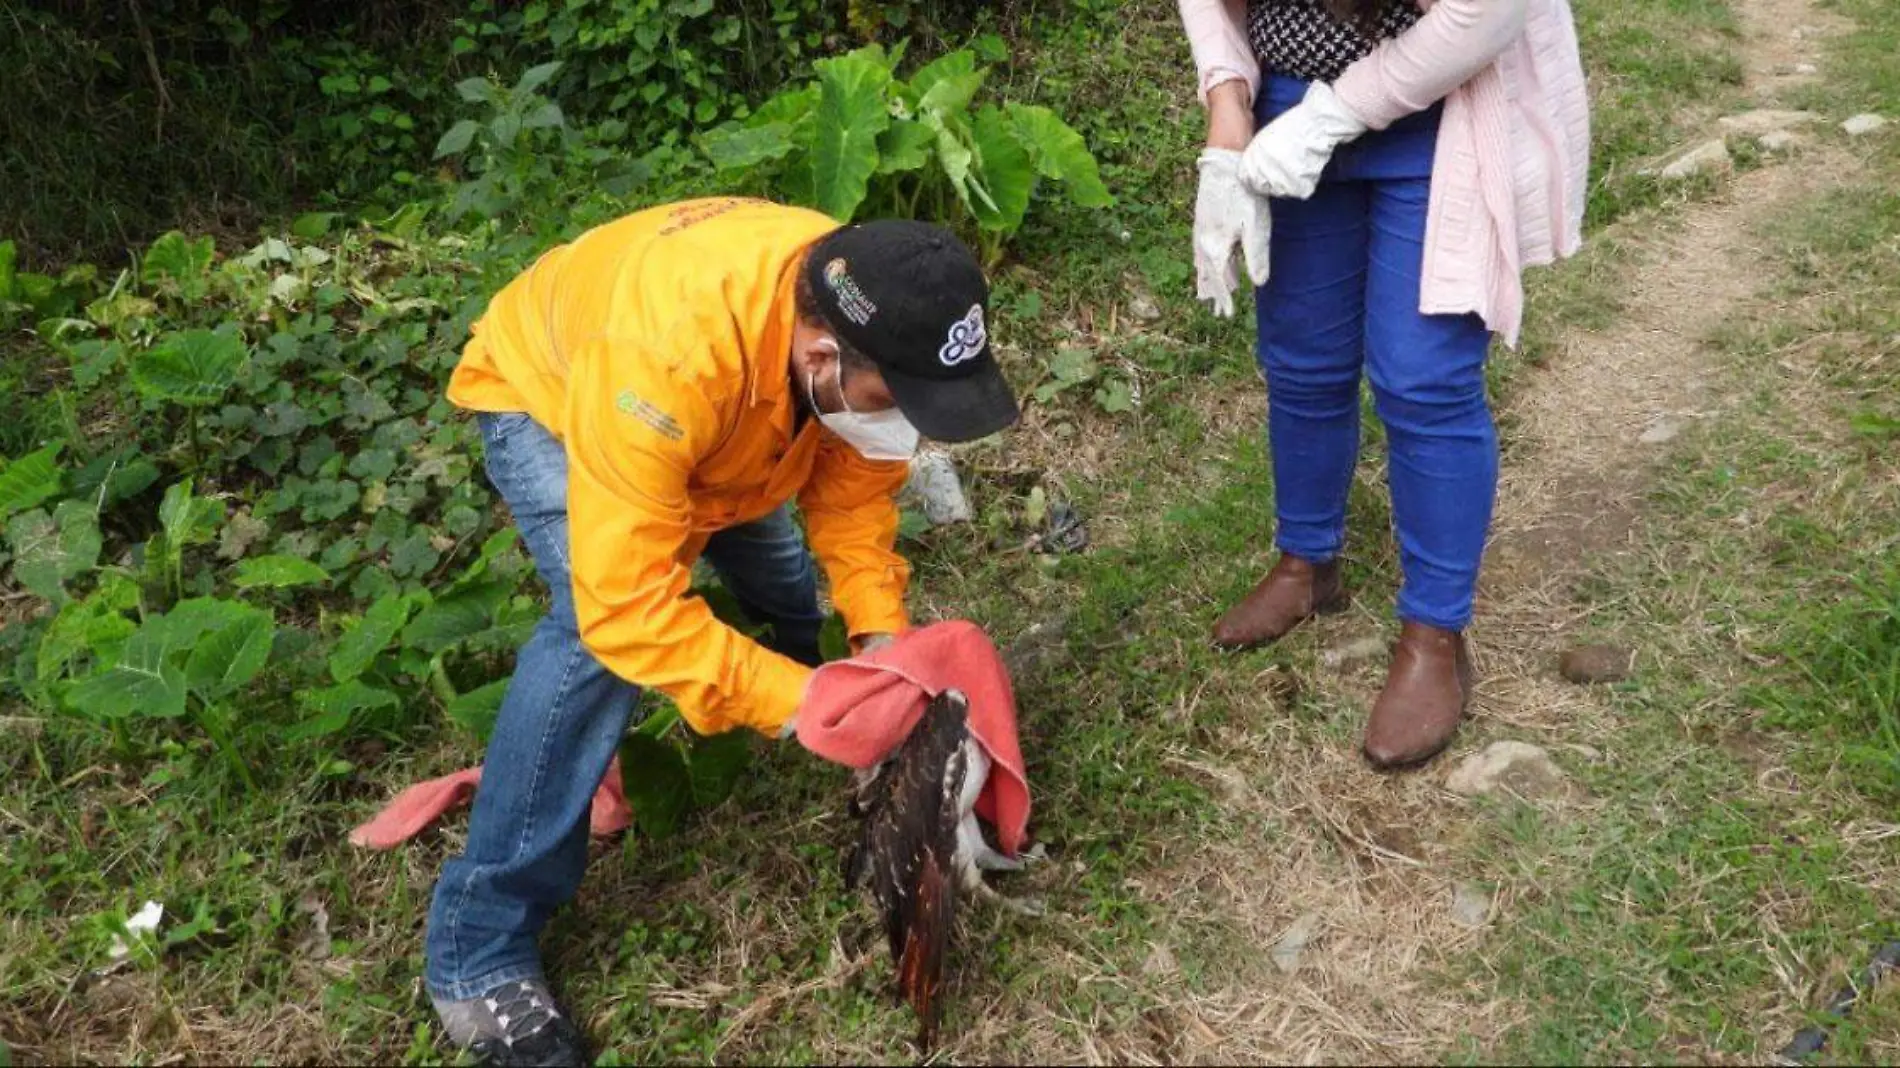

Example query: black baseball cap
[803,220,1020,443]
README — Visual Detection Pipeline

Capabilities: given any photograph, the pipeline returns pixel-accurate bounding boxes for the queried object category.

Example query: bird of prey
[842,690,1021,1048]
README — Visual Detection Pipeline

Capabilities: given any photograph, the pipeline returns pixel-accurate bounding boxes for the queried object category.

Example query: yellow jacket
[446,199,911,736]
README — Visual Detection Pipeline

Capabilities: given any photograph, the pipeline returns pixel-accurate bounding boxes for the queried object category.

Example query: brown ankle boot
[1211,555,1346,650]
[1363,622,1473,770]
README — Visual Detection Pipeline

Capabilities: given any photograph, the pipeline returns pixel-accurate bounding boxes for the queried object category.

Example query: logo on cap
[823,258,878,326]
[938,304,987,367]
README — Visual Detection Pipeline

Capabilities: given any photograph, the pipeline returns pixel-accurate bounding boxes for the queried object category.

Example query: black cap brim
[882,357,1020,444]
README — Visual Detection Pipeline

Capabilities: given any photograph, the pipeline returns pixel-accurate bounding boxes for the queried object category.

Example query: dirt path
[1116,0,1865,1061]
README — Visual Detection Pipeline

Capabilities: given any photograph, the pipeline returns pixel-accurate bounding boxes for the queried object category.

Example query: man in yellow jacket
[423,198,1019,1066]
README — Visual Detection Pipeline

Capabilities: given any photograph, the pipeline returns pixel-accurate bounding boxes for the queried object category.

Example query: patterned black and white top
[1247,0,1421,83]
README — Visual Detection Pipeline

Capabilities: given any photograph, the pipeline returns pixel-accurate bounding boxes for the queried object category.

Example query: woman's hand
[1192,80,1272,318]
[1204,80,1254,151]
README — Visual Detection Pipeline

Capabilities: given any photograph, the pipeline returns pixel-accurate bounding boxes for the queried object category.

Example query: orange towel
[349,621,1029,855]
[348,758,631,850]
[795,620,1030,857]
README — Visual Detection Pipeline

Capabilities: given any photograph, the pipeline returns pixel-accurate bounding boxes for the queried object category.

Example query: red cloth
[349,621,1029,855]
[795,620,1031,857]
[348,758,631,850]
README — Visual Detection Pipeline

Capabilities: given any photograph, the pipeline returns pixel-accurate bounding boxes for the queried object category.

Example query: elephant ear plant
[696,42,1113,266]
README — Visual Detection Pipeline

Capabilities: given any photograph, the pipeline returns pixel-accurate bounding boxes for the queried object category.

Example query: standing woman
[1179,0,1589,767]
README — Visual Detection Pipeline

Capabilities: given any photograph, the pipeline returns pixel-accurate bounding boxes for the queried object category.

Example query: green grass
[1472,10,1900,1060]
[14,0,1900,1063]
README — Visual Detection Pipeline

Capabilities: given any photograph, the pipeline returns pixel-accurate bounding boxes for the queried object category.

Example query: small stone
[1560,644,1635,685]
[1323,635,1389,669]
[1843,113,1890,137]
[1450,883,1492,929]
[1759,130,1802,153]
[1447,741,1571,800]
[1717,109,1817,136]
[1271,912,1323,974]
[903,449,973,526]
[1659,139,1732,180]
[1794,63,1819,75]
[1640,417,1685,444]
[1143,942,1180,977]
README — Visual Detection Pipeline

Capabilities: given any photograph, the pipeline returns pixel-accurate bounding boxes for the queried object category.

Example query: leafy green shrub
[698,42,1112,263]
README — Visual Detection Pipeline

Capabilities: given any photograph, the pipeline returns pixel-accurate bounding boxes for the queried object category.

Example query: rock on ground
[1843,113,1890,137]
[1271,912,1323,975]
[1759,130,1803,153]
[1560,644,1636,684]
[1659,139,1733,180]
[1640,416,1686,444]
[1450,883,1492,929]
[1717,109,1818,136]
[903,449,972,525]
[1447,741,1571,800]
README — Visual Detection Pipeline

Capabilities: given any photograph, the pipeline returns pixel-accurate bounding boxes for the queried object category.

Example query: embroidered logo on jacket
[616,390,684,441]
[937,304,986,366]
[823,258,878,325]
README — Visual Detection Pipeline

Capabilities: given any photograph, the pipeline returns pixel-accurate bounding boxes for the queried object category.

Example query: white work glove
[1238,81,1370,201]
[1192,148,1273,318]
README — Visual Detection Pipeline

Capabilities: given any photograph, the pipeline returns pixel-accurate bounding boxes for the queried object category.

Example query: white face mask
[807,364,920,462]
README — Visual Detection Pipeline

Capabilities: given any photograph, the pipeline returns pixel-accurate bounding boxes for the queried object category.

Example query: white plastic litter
[108,900,165,961]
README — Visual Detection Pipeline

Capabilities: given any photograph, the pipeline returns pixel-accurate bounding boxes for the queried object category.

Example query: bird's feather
[847,690,970,1049]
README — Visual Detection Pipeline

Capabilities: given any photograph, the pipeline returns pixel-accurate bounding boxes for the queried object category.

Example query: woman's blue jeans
[1254,74,1497,631]
[424,411,825,1001]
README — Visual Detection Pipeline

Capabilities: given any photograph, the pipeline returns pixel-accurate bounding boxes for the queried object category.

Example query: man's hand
[778,633,895,740]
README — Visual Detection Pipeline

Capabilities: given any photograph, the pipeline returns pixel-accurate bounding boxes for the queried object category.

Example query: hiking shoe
[433,978,589,1068]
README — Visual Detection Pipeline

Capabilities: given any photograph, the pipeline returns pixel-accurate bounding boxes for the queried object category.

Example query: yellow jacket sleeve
[562,340,813,736]
[798,433,912,639]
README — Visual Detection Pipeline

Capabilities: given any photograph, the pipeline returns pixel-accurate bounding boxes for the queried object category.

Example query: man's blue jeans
[1254,74,1498,631]
[424,411,825,1001]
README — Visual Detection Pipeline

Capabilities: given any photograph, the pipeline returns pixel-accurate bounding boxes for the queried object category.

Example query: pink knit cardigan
[1179,0,1590,346]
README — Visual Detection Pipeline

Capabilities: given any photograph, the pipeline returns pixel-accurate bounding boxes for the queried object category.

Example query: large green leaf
[1004,103,1114,208]
[752,85,818,129]
[286,680,399,742]
[64,621,191,720]
[401,581,508,654]
[329,594,415,683]
[434,119,480,159]
[969,104,1036,233]
[875,119,935,175]
[446,679,510,743]
[0,239,15,301]
[909,50,982,115]
[924,111,982,215]
[619,732,693,839]
[0,444,63,521]
[184,604,276,697]
[141,231,216,287]
[698,121,796,172]
[688,730,752,808]
[36,576,138,685]
[7,500,100,603]
[132,329,247,407]
[516,60,563,96]
[233,555,331,590]
[808,51,893,220]
[158,480,224,550]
